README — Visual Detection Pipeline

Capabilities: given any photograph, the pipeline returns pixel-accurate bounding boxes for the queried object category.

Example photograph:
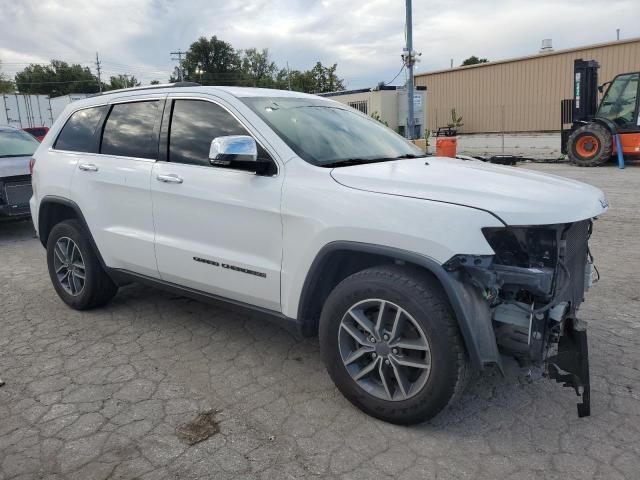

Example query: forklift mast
[572,59,600,122]
[561,59,600,154]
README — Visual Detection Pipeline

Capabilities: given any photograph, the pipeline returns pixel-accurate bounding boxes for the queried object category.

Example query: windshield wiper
[0,154,34,158]
[322,158,384,168]
[386,153,427,160]
[323,153,427,168]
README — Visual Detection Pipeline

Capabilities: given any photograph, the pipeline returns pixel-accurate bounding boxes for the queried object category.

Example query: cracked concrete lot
[1,163,639,480]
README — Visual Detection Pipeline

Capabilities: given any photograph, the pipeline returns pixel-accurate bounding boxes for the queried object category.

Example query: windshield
[0,129,40,158]
[241,97,424,166]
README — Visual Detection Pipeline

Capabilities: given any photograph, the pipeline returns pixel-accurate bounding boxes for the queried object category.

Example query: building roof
[416,36,640,77]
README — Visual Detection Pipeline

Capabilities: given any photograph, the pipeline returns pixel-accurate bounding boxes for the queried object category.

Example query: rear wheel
[567,123,613,167]
[319,264,468,425]
[46,219,118,309]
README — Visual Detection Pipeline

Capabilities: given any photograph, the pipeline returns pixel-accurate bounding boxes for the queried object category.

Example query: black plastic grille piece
[561,220,590,310]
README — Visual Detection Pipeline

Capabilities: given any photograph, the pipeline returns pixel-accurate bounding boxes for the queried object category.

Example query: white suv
[30,84,607,424]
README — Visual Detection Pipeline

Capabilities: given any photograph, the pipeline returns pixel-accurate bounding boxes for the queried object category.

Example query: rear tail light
[29,157,36,175]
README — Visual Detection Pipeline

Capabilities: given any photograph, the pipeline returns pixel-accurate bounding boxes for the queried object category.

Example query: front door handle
[156,173,183,184]
[78,163,98,172]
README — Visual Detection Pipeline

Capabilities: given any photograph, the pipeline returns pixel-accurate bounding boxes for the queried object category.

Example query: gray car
[0,125,38,220]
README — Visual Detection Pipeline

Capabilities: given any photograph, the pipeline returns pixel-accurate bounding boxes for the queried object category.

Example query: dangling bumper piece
[545,317,590,417]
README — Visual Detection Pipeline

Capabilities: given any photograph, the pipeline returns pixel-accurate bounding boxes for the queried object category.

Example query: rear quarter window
[54,106,108,152]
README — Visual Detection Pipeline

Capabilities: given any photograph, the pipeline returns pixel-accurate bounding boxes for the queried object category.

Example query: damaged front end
[444,220,597,417]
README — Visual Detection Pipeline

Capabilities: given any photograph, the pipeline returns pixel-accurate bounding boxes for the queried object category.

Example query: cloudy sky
[0,0,638,89]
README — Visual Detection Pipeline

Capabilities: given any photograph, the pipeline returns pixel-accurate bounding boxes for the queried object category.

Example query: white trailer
[1,94,54,128]
[1,93,91,129]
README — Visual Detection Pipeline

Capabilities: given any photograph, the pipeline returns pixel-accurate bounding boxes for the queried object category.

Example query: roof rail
[98,81,201,95]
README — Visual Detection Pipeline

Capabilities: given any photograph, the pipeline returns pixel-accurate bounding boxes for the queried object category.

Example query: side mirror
[209,135,271,174]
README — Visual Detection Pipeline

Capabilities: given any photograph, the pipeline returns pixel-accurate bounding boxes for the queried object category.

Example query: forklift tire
[567,123,613,167]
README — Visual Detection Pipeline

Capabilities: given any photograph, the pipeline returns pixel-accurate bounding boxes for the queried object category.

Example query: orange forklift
[562,59,640,166]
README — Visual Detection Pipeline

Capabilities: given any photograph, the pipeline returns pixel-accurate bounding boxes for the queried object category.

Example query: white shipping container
[0,94,54,128]
[0,93,92,129]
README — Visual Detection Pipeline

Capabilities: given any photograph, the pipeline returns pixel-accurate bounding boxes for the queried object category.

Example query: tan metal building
[415,37,640,134]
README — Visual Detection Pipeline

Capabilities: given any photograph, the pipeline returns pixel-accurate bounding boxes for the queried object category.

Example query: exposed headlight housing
[482,226,557,269]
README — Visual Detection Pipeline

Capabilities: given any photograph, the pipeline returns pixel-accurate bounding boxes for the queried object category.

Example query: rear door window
[54,106,108,152]
[101,101,160,159]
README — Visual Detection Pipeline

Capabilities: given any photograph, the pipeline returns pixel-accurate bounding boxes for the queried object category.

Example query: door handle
[156,173,183,184]
[78,163,98,172]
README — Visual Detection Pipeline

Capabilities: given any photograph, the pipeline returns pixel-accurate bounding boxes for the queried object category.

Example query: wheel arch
[590,117,617,135]
[38,196,108,270]
[297,241,500,370]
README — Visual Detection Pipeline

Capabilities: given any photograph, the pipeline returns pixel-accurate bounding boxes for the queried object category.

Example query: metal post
[287,61,291,90]
[405,0,415,140]
[615,134,625,169]
[171,50,185,81]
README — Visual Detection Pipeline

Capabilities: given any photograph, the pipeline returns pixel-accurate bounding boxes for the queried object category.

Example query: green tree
[169,35,345,93]
[276,62,345,93]
[306,62,344,93]
[461,56,488,66]
[15,60,99,96]
[239,48,277,87]
[0,60,14,93]
[176,36,241,85]
[105,75,140,90]
[150,79,160,85]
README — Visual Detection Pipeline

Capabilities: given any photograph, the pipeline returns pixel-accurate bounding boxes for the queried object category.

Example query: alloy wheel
[53,236,86,296]
[338,299,432,401]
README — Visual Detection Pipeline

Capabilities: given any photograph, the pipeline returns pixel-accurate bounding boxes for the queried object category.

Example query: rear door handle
[156,173,183,184]
[78,163,98,172]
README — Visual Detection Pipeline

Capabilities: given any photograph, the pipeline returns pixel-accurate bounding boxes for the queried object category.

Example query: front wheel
[567,123,613,167]
[319,265,468,425]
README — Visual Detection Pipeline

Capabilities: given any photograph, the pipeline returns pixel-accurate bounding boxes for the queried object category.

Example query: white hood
[330,157,608,225]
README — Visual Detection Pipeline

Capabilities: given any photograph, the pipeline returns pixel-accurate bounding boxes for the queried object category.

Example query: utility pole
[170,50,186,81]
[404,0,416,139]
[95,52,102,93]
[286,61,292,90]
[616,29,620,41]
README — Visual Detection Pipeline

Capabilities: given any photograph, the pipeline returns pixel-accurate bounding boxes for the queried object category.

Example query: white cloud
[0,0,638,88]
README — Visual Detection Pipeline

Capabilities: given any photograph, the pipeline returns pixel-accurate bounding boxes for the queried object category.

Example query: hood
[330,157,608,225]
[0,155,31,178]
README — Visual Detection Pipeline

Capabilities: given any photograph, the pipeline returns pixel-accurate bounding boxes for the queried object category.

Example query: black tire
[319,264,468,425]
[46,219,118,310]
[567,123,613,167]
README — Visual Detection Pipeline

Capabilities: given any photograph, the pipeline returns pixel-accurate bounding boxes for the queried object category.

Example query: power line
[95,52,102,93]
[13,79,97,85]
[170,50,186,81]
[383,64,405,86]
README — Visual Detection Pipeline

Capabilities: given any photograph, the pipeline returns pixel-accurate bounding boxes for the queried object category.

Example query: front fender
[298,241,500,370]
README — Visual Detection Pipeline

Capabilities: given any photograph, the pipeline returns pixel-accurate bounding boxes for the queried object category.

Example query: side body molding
[298,241,501,370]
